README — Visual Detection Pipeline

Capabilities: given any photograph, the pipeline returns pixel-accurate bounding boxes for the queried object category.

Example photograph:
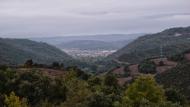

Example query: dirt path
[112,67,125,75]
[128,64,140,76]
[117,77,133,85]
[38,68,65,77]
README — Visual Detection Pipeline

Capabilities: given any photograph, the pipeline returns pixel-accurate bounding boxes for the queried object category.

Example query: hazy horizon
[0,0,190,38]
[0,33,145,39]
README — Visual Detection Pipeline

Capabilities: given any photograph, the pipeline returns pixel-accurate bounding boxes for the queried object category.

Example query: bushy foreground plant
[0,67,188,107]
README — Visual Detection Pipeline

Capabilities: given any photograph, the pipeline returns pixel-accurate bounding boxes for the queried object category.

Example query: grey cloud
[145,13,190,19]
[0,0,190,38]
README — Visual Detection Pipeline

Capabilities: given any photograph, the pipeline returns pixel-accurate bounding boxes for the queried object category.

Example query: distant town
[62,48,117,58]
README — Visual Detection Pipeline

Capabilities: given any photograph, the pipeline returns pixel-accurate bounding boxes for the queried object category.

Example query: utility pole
[160,45,163,60]
[160,45,164,65]
[159,45,164,66]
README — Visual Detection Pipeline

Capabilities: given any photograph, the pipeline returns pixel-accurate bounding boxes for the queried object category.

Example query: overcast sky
[0,0,190,38]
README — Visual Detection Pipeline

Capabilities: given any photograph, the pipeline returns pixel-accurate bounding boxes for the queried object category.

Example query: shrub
[139,60,156,74]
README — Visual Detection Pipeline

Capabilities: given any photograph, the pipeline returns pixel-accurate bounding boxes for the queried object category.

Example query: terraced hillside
[110,50,190,100]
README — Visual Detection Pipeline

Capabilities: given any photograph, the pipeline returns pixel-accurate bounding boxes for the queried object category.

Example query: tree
[52,62,60,69]
[86,93,113,107]
[0,69,16,94]
[139,60,156,74]
[24,59,33,68]
[61,71,92,107]
[86,75,121,107]
[165,88,187,106]
[104,74,118,87]
[121,75,166,107]
[38,99,55,107]
[88,77,102,86]
[0,65,8,70]
[159,61,164,66]
[4,92,28,107]
[124,65,130,77]
[169,54,184,62]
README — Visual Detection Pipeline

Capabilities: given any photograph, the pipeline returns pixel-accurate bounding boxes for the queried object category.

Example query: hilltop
[0,38,72,65]
[110,26,190,63]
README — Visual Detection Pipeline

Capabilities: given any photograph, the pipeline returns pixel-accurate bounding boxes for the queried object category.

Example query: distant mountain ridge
[56,40,132,50]
[110,26,190,63]
[30,33,144,46]
[0,38,72,65]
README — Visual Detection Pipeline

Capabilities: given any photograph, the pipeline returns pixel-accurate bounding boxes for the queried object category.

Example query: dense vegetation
[156,61,190,100]
[110,26,190,63]
[138,60,157,74]
[77,57,124,74]
[0,64,189,107]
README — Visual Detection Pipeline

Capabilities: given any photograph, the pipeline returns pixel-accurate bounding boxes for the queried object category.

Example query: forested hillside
[156,61,190,100]
[0,38,72,65]
[110,26,190,63]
